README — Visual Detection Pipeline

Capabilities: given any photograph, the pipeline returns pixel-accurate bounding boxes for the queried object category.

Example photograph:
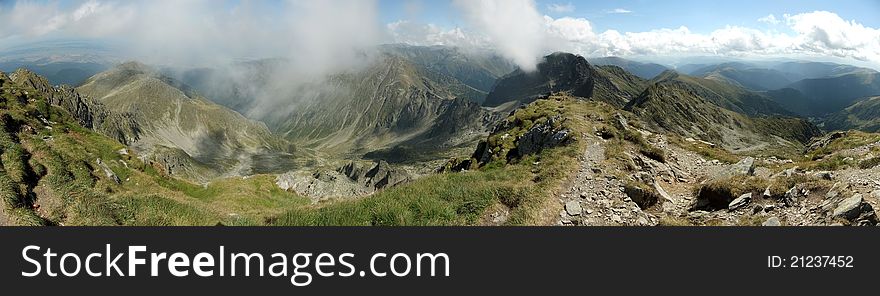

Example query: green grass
[114,195,219,226]
[807,131,880,159]
[859,157,880,169]
[271,157,538,226]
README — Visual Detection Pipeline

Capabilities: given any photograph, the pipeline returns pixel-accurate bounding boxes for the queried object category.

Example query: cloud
[785,11,880,62]
[758,14,780,25]
[386,20,489,49]
[0,0,383,70]
[452,0,547,71]
[0,0,134,39]
[606,8,633,14]
[546,3,575,13]
[393,7,879,66]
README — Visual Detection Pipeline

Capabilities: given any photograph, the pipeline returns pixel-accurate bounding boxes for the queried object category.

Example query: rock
[515,115,571,158]
[637,216,649,226]
[825,182,842,199]
[812,171,834,180]
[752,204,764,214]
[730,157,756,176]
[728,193,752,211]
[762,187,772,198]
[783,187,798,206]
[762,217,781,226]
[565,201,582,216]
[339,160,410,190]
[764,205,776,212]
[611,214,622,223]
[95,158,120,184]
[872,190,880,199]
[805,131,846,153]
[831,194,877,223]
[653,181,674,202]
[779,167,800,178]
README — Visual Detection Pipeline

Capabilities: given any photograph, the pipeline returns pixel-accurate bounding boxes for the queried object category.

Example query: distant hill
[771,61,876,81]
[625,76,821,151]
[785,72,880,116]
[689,63,793,91]
[825,96,880,132]
[650,70,792,117]
[0,61,108,86]
[77,62,296,181]
[379,44,515,101]
[587,57,669,79]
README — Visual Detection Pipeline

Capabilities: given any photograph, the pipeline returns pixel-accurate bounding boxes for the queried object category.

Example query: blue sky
[378,0,880,33]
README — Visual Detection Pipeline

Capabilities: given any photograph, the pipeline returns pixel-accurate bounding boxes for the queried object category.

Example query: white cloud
[785,11,880,62]
[1,1,877,69]
[393,8,879,67]
[606,8,633,14]
[758,14,780,25]
[546,3,575,13]
[452,0,547,71]
[386,20,488,49]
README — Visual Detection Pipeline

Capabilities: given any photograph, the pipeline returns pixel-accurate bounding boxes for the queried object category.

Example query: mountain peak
[483,52,594,107]
[10,68,53,92]
[115,61,154,74]
[653,70,681,82]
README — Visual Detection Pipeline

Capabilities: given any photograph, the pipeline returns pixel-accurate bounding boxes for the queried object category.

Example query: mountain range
[3,44,880,226]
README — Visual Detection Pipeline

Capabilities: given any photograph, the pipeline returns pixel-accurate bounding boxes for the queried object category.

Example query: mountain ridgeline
[270,54,495,158]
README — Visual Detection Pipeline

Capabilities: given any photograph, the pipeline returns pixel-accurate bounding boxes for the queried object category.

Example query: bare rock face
[831,194,877,225]
[276,170,371,201]
[339,160,411,190]
[513,115,571,158]
[276,160,412,201]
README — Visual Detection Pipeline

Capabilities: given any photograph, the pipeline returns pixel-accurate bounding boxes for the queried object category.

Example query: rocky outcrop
[275,170,371,201]
[338,160,411,190]
[511,115,571,159]
[276,160,411,201]
[805,131,847,154]
[831,194,877,225]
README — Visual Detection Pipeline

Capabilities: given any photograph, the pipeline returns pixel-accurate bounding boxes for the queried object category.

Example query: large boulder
[728,193,752,211]
[831,194,877,225]
[729,157,756,176]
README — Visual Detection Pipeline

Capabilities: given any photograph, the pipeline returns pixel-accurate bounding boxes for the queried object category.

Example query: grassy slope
[270,96,595,226]
[0,71,308,226]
